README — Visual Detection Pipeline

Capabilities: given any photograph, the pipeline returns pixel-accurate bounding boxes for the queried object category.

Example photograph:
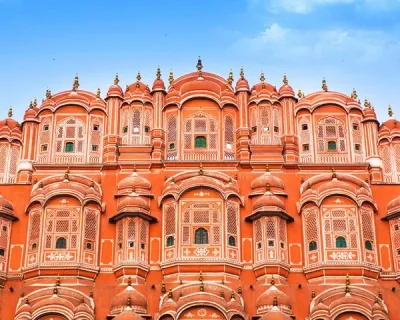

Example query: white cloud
[267,0,356,13]
[234,23,400,64]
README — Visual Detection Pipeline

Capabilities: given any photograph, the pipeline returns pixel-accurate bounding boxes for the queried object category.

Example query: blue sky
[0,0,399,122]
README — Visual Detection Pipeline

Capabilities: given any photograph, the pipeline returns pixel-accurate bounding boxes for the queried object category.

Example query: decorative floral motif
[329,251,355,260]
[194,247,209,256]
[46,252,73,261]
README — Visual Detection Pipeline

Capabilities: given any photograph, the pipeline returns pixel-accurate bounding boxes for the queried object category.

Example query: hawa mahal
[0,59,399,320]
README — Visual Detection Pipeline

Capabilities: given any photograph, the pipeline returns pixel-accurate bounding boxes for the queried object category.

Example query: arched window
[195,228,208,244]
[228,235,236,247]
[56,237,67,249]
[336,236,347,248]
[195,136,207,148]
[317,117,348,162]
[183,113,218,160]
[365,240,372,251]
[224,115,235,160]
[309,241,317,251]
[166,236,174,247]
[86,242,92,250]
[0,248,4,256]
[65,142,74,152]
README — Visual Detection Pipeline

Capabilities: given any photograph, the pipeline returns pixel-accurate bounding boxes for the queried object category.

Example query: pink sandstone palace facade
[0,59,399,320]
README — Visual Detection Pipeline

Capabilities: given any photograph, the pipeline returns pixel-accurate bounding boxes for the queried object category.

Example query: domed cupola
[250,165,286,197]
[278,74,295,97]
[152,67,166,92]
[250,72,279,99]
[110,277,147,315]
[23,100,38,121]
[106,74,124,98]
[257,279,293,319]
[252,185,286,214]
[235,68,250,92]
[117,167,152,196]
[385,194,400,220]
[0,194,16,221]
[0,107,22,142]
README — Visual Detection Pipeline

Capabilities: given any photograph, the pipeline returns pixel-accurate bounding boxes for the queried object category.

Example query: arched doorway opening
[335,312,368,320]
[179,307,226,320]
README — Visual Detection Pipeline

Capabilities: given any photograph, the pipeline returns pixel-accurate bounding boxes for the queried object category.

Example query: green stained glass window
[365,240,373,251]
[65,142,74,152]
[195,136,207,148]
[328,141,337,150]
[336,236,347,248]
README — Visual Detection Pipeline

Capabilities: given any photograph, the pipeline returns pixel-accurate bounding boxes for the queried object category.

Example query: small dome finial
[196,56,203,71]
[227,69,234,85]
[33,98,37,108]
[332,167,336,179]
[156,66,161,80]
[96,87,101,98]
[297,89,303,98]
[8,107,12,118]
[273,296,278,307]
[46,88,52,99]
[364,98,369,108]
[266,163,270,172]
[351,88,358,99]
[270,274,275,286]
[322,78,328,92]
[199,270,203,281]
[260,72,265,82]
[283,74,288,85]
[114,73,119,85]
[388,105,393,118]
[127,276,132,286]
[64,167,70,180]
[345,273,350,293]
[125,84,129,92]
[169,71,174,85]
[240,67,244,79]
[136,71,141,82]
[72,74,79,91]
[29,101,33,109]
[266,182,270,192]
[127,296,132,307]
[168,288,173,299]
[53,286,58,295]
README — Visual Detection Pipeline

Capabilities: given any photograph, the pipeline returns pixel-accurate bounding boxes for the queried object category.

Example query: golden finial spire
[196,56,203,71]
[127,277,132,286]
[161,282,166,294]
[56,275,60,286]
[260,72,265,82]
[231,291,235,299]
[96,87,101,98]
[266,182,270,192]
[168,288,173,299]
[351,88,358,100]
[311,290,316,298]
[199,270,203,281]
[199,162,203,175]
[227,69,233,85]
[283,74,288,85]
[345,273,350,293]
[8,107,12,118]
[270,274,275,286]
[64,167,70,180]
[240,67,244,79]
[332,167,336,179]
[169,71,174,85]
[273,296,278,307]
[156,66,161,80]
[136,72,141,82]
[72,74,79,91]
[29,101,33,109]
[322,78,328,92]
[297,89,303,99]
[53,286,58,295]
[114,73,119,85]
[127,297,132,307]
[126,84,129,92]
[266,163,269,172]
[33,98,37,108]
[388,105,393,117]
[364,98,369,108]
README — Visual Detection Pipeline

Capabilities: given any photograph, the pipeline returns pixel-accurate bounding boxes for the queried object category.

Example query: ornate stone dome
[152,67,166,91]
[253,191,285,211]
[278,75,295,97]
[114,310,143,320]
[110,279,147,314]
[256,283,292,311]
[117,193,150,213]
[235,68,250,92]
[251,168,285,192]
[118,169,151,194]
[260,307,292,320]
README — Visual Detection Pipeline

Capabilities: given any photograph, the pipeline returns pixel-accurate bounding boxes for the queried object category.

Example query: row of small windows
[252,126,279,133]
[117,242,146,250]
[41,143,99,152]
[43,124,100,132]
[308,238,373,251]
[123,126,150,133]
[169,136,207,150]
[165,229,237,247]
[257,241,285,249]
[301,123,359,131]
[302,142,360,151]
